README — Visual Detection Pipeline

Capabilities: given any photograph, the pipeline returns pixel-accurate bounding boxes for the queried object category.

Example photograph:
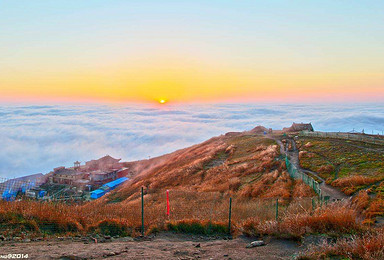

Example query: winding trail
[269,135,348,201]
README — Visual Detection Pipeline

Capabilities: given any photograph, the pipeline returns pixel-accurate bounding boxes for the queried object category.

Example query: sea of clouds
[1,103,383,179]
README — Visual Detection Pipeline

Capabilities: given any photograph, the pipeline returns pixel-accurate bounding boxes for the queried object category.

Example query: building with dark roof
[52,167,83,185]
[283,122,314,132]
[89,169,118,185]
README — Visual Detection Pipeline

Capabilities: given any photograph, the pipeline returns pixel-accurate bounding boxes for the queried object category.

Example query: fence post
[275,199,279,221]
[228,197,232,235]
[312,198,315,211]
[141,187,144,236]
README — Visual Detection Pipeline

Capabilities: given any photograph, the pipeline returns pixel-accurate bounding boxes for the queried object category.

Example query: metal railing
[300,131,384,145]
[285,157,322,197]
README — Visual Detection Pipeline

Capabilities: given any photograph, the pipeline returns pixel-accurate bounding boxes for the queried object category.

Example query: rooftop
[90,170,118,175]
[102,177,128,188]
[91,189,105,195]
[54,168,81,175]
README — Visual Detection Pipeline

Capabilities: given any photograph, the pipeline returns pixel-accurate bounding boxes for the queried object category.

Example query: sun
[158,99,167,104]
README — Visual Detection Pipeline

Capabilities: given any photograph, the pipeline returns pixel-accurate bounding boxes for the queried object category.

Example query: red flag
[166,190,170,216]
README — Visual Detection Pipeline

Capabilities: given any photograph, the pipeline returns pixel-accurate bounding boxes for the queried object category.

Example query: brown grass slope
[0,132,317,240]
[99,133,314,205]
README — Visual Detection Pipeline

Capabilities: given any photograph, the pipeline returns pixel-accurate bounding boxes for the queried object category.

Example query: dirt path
[287,139,348,201]
[268,136,348,201]
[0,233,302,260]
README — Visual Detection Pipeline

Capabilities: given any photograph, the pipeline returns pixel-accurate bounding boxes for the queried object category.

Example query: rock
[0,235,6,241]
[120,237,134,242]
[195,243,201,248]
[103,251,116,257]
[104,235,111,240]
[13,237,22,241]
[90,236,98,243]
[23,239,31,242]
[246,240,265,248]
[304,142,313,148]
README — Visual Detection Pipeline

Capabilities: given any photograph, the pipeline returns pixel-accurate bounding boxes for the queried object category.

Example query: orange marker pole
[166,190,170,217]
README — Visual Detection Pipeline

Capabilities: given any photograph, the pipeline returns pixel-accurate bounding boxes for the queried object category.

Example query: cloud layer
[1,103,383,178]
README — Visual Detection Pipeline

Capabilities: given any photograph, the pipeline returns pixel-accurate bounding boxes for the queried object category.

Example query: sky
[1,1,383,103]
[1,103,384,179]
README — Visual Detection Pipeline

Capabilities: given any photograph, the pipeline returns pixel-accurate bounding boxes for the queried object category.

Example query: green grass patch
[167,220,228,235]
[297,137,384,180]
[89,219,133,237]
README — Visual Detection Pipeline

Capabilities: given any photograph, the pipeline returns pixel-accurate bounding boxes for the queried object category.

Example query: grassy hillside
[97,133,314,213]
[296,135,384,221]
[0,133,316,237]
[2,132,384,258]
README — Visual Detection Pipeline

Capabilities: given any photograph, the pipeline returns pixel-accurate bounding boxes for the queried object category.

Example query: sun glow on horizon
[1,1,384,104]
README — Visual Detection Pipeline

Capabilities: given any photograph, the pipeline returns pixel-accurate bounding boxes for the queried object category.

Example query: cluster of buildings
[283,122,314,132]
[48,155,130,190]
[1,155,132,201]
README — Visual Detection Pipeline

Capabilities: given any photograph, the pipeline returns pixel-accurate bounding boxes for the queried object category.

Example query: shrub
[353,190,370,212]
[89,219,133,237]
[167,220,227,235]
[332,176,381,195]
[240,203,363,240]
[299,229,384,260]
[365,199,384,219]
[292,180,315,198]
[317,164,335,175]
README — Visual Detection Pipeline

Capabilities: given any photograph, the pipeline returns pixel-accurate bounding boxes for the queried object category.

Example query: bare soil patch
[0,233,302,260]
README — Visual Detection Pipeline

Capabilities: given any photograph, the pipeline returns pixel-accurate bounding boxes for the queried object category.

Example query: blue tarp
[102,177,128,191]
[1,178,38,201]
[90,189,105,199]
[38,190,47,198]
[90,177,128,200]
[2,189,17,201]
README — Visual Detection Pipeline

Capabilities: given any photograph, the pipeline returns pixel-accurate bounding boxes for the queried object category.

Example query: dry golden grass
[103,134,313,205]
[292,180,315,198]
[241,202,364,239]
[353,190,371,212]
[365,199,384,220]
[299,229,384,260]
[317,164,335,175]
[0,190,317,238]
[332,175,381,195]
[0,134,320,238]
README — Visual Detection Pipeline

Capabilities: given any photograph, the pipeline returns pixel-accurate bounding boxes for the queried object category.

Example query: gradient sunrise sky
[1,1,383,104]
